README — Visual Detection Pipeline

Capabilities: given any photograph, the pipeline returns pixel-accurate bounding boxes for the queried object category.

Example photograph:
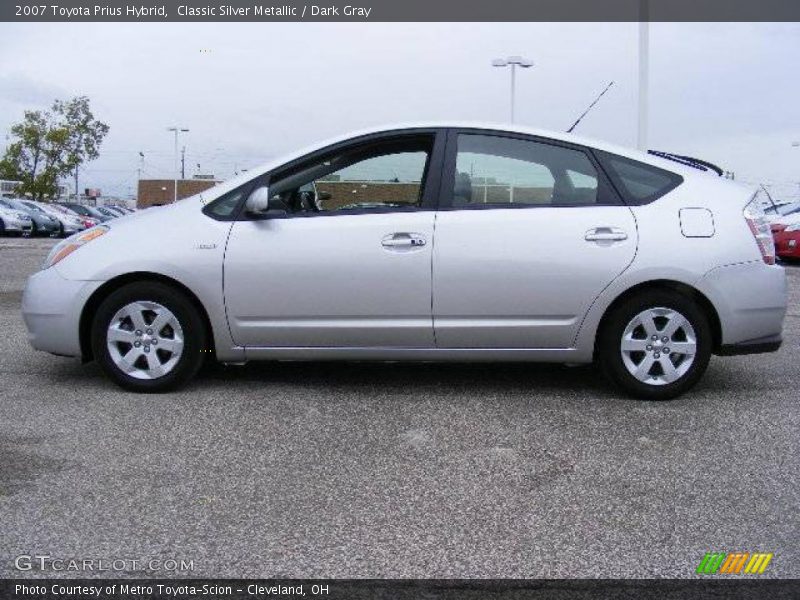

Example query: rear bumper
[697,261,787,347]
[22,267,102,357]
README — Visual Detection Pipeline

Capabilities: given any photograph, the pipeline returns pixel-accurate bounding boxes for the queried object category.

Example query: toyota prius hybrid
[22,124,787,399]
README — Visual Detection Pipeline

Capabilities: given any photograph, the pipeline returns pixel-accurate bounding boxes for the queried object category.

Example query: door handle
[585,227,628,242]
[382,233,426,248]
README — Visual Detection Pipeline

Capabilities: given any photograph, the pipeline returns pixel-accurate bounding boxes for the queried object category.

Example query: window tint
[269,137,432,214]
[313,151,428,211]
[453,134,600,207]
[598,152,682,204]
[205,187,247,218]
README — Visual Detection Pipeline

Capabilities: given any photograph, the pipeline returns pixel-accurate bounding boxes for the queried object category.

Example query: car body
[48,203,99,229]
[18,200,84,236]
[1,198,61,236]
[771,214,800,261]
[94,206,123,220]
[22,123,787,399]
[0,205,33,236]
[103,206,128,216]
[60,203,112,223]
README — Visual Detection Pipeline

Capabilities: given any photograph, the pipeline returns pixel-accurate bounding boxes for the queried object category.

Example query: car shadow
[198,360,619,399]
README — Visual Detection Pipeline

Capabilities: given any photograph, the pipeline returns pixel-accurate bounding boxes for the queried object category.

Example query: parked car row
[0,198,135,237]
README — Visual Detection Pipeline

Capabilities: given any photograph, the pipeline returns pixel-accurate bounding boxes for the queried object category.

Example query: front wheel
[91,282,207,392]
[597,290,712,400]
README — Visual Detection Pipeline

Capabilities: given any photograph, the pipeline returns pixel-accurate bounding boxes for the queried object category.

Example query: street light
[637,0,650,151]
[492,55,534,123]
[167,126,189,203]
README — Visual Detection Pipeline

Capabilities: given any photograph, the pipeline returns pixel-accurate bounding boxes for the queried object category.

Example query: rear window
[597,151,682,204]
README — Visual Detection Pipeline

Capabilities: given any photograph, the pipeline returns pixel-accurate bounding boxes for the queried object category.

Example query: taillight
[744,197,776,265]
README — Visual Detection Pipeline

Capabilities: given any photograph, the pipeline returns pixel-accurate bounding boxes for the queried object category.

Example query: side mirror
[245,186,271,213]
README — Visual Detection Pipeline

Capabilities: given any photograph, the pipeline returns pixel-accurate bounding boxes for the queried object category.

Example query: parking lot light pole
[492,56,534,123]
[637,0,650,151]
[167,126,189,203]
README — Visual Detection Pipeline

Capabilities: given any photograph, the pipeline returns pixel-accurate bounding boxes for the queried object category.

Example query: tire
[597,289,712,401]
[0,218,5,236]
[30,221,38,236]
[91,281,207,392]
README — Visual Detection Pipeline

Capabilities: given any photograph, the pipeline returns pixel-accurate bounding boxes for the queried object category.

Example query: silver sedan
[22,123,787,399]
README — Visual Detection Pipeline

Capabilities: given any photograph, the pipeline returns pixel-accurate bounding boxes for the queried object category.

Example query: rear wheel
[91,282,207,392]
[598,289,712,400]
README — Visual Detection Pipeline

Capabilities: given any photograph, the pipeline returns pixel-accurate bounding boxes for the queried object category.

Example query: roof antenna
[567,81,615,133]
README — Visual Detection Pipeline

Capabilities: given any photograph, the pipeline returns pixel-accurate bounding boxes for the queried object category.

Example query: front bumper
[2,216,31,232]
[35,219,60,233]
[697,261,787,351]
[22,267,103,357]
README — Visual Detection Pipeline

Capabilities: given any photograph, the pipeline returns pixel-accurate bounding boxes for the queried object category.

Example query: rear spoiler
[647,150,724,176]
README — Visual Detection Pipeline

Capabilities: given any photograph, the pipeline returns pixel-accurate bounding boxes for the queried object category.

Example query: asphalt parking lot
[0,237,798,579]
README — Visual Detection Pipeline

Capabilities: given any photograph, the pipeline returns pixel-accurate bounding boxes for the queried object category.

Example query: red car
[772,222,800,261]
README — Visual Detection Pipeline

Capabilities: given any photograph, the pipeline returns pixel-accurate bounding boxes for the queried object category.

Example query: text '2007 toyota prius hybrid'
[22,124,787,400]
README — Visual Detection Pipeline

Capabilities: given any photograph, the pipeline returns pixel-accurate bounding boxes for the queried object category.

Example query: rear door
[432,130,638,349]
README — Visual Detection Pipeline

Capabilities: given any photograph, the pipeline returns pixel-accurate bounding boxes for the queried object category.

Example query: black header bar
[3,0,800,22]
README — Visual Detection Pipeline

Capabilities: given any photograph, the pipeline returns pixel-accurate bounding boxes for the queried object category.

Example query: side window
[452,134,601,207]
[204,186,248,219]
[597,151,682,204]
[269,136,432,214]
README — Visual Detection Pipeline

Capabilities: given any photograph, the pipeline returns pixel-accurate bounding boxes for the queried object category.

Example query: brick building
[137,178,220,208]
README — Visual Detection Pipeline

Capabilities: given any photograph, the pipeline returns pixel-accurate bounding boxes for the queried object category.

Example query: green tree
[0,96,109,200]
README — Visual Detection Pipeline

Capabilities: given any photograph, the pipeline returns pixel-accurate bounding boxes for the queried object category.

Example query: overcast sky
[0,22,798,200]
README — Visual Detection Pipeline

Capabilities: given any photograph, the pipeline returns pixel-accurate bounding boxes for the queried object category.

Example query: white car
[0,205,33,236]
[22,123,787,399]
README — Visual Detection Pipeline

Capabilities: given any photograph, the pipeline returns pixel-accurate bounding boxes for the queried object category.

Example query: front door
[224,132,442,348]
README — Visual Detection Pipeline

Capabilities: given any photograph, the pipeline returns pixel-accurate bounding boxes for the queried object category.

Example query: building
[0,180,70,199]
[137,177,221,208]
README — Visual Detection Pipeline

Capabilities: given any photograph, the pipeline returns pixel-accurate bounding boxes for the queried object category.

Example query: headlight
[43,226,109,269]
[785,223,800,232]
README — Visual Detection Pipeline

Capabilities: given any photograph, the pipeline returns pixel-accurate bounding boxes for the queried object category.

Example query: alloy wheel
[619,307,697,386]
[106,300,184,380]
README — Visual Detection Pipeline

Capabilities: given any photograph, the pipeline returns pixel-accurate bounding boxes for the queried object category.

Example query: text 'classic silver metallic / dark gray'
[22,123,787,399]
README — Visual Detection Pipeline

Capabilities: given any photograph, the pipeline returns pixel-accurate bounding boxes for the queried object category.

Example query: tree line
[0,96,109,200]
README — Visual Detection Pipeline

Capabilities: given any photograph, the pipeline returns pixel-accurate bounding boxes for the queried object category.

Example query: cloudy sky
[0,22,798,200]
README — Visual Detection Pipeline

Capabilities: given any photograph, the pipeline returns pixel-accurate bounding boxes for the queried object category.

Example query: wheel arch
[79,272,215,362]
[592,279,722,360]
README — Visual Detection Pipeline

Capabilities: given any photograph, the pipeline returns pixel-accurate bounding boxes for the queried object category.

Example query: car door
[432,130,637,349]
[224,130,444,348]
